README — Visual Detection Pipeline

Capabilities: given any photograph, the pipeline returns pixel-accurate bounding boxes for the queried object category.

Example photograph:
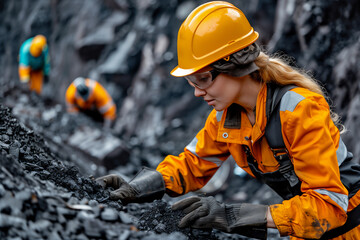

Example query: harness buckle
[271,148,288,158]
[271,148,300,188]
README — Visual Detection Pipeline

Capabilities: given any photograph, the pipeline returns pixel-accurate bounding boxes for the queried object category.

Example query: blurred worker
[96,1,360,240]
[65,77,117,128]
[18,34,50,94]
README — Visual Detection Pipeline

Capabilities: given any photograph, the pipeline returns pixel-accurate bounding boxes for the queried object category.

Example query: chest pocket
[259,138,280,168]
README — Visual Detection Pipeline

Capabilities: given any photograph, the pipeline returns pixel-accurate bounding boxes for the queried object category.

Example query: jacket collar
[218,83,268,143]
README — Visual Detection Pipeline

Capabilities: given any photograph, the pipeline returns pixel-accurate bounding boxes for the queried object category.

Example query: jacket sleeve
[93,83,116,121]
[270,89,348,239]
[42,45,50,76]
[65,84,79,113]
[18,42,31,82]
[156,110,230,196]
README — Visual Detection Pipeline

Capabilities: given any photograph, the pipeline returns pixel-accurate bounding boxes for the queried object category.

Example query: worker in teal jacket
[18,35,50,94]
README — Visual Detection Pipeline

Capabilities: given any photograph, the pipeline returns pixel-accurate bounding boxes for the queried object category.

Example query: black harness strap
[265,83,297,148]
[265,84,300,188]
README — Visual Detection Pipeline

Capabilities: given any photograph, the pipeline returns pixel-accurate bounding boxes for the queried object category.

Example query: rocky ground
[0,102,285,239]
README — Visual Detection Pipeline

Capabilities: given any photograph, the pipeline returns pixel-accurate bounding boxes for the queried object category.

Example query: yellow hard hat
[171,1,259,77]
[30,35,47,57]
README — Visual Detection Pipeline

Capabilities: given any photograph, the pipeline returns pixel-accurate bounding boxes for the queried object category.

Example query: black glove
[19,81,29,92]
[44,75,49,84]
[96,167,165,204]
[172,196,268,240]
[95,173,123,189]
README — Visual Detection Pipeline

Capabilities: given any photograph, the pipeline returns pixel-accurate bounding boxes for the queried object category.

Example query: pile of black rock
[0,104,285,239]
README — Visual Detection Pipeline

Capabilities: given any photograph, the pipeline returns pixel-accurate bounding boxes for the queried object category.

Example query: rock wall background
[1,0,359,163]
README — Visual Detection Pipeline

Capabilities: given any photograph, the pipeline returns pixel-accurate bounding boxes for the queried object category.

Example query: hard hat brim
[170,66,200,77]
[171,64,215,77]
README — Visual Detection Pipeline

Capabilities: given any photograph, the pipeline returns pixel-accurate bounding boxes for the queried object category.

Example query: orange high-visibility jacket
[157,84,360,239]
[65,78,116,121]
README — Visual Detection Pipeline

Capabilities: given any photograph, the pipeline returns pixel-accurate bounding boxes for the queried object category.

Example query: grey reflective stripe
[336,138,347,166]
[99,100,114,114]
[216,111,223,122]
[185,137,223,167]
[88,79,96,96]
[314,189,348,212]
[280,91,305,112]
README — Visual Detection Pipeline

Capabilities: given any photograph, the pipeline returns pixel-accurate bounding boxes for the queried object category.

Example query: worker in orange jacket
[95,2,360,239]
[65,77,116,128]
[18,35,50,94]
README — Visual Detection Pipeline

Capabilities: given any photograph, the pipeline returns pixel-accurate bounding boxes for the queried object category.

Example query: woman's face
[188,72,244,111]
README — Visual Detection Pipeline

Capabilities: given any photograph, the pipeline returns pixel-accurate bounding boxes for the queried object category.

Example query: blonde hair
[252,52,344,132]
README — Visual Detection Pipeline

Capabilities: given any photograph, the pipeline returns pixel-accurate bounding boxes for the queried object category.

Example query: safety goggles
[185,69,220,89]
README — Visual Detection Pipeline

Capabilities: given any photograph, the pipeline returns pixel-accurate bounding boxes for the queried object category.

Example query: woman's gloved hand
[95,168,165,204]
[172,195,229,231]
[95,174,124,189]
[172,196,268,240]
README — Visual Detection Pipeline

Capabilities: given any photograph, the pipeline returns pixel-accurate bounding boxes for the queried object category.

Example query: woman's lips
[205,99,215,106]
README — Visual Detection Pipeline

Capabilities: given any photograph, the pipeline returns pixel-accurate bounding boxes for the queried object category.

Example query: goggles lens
[185,70,220,89]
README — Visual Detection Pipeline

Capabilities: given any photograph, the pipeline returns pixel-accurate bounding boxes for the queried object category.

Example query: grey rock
[83,218,104,238]
[0,140,9,150]
[155,223,166,233]
[119,211,135,224]
[14,189,32,201]
[100,207,118,222]
[29,219,52,233]
[49,230,62,240]
[118,229,131,240]
[0,213,26,228]
[0,184,6,197]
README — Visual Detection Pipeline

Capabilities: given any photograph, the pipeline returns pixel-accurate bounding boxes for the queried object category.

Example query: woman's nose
[194,87,206,97]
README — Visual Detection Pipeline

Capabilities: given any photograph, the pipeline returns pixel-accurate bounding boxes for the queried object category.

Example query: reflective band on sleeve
[314,189,348,212]
[99,100,114,114]
[88,79,96,96]
[216,111,223,122]
[280,91,305,112]
[185,137,223,166]
[336,138,347,166]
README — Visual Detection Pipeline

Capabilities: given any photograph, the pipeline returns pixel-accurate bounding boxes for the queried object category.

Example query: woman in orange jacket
[96,1,360,239]
[65,77,116,128]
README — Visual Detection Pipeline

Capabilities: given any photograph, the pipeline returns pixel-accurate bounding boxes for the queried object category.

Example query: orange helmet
[171,1,259,77]
[30,35,47,57]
